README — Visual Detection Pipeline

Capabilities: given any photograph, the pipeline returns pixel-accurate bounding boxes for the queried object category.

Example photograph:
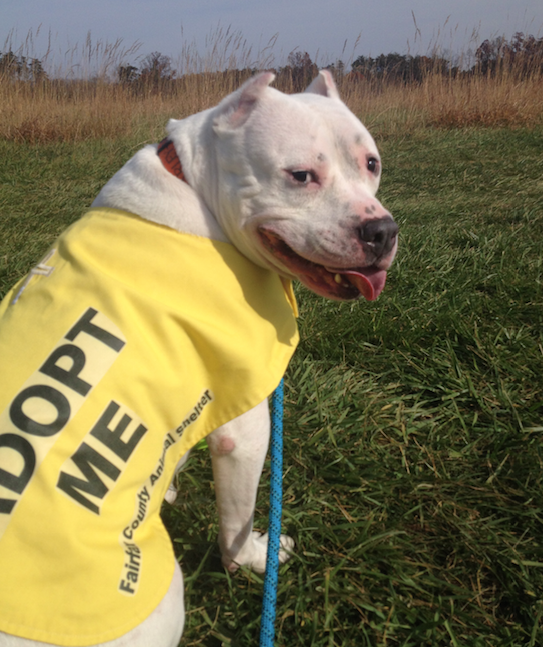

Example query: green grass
[1,126,543,646]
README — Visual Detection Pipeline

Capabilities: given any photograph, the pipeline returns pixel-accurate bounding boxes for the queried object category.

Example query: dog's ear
[305,70,340,100]
[213,71,276,131]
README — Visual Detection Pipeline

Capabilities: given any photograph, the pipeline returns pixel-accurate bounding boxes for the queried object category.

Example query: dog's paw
[164,484,178,504]
[223,531,294,574]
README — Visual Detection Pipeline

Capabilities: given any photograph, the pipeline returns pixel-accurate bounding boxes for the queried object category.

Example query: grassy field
[1,68,543,645]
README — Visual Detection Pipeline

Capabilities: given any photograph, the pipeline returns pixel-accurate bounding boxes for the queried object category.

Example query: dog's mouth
[258,230,387,301]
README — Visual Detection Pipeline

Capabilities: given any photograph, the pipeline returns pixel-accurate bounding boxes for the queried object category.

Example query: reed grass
[1,26,542,144]
[344,72,543,131]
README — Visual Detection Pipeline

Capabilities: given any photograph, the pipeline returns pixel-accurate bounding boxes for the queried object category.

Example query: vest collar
[157,138,188,184]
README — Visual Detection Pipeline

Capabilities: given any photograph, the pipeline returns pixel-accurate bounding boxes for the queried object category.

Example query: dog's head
[173,71,398,301]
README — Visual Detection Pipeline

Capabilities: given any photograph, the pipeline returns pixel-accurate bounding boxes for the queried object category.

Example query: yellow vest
[0,208,298,646]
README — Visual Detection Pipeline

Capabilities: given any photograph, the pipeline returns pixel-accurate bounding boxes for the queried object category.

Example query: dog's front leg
[208,399,294,574]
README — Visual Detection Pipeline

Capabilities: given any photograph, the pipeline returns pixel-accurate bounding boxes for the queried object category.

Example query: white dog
[0,71,397,647]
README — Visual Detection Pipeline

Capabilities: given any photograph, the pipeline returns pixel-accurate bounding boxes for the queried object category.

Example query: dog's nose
[358,216,398,259]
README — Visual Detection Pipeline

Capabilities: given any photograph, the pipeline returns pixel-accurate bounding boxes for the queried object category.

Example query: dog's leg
[208,399,294,574]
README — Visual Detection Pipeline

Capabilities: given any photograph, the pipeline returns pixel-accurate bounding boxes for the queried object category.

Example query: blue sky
[3,0,543,71]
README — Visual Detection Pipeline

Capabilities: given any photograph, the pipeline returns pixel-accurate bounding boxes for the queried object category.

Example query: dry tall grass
[1,27,542,143]
[340,70,543,132]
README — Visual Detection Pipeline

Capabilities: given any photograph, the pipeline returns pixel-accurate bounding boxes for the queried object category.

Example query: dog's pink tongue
[339,268,387,301]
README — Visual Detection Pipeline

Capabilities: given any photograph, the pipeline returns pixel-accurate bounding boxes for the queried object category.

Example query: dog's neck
[157,139,187,184]
[91,135,229,242]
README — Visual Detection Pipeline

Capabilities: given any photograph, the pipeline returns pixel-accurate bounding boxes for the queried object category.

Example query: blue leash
[259,378,284,647]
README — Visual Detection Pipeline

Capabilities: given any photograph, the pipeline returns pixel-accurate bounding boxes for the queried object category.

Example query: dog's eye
[367,157,380,175]
[290,170,317,185]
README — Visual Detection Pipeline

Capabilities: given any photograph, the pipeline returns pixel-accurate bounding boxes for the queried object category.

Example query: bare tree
[280,50,318,92]
[139,52,175,91]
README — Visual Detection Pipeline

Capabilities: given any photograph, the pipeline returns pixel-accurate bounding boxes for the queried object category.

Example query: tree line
[2,32,542,89]
[350,33,543,81]
[0,51,47,81]
[116,50,323,93]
